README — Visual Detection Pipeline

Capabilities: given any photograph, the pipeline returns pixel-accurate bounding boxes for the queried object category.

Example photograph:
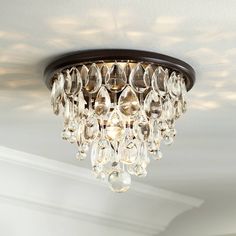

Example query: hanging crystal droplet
[61,128,71,140]
[76,141,89,160]
[85,63,102,93]
[106,109,125,141]
[51,80,60,115]
[80,65,89,87]
[124,63,131,79]
[76,91,87,117]
[180,76,187,97]
[144,90,162,118]
[133,110,150,141]
[63,97,71,124]
[138,142,150,166]
[84,116,99,140]
[162,95,175,121]
[56,73,65,101]
[91,139,111,165]
[119,129,137,164]
[127,163,147,177]
[94,86,111,116]
[143,64,153,88]
[152,149,163,160]
[71,68,82,95]
[101,64,109,84]
[76,150,87,160]
[108,170,131,193]
[152,66,168,96]
[118,86,140,116]
[129,63,149,93]
[64,70,72,95]
[105,62,127,93]
[167,72,181,97]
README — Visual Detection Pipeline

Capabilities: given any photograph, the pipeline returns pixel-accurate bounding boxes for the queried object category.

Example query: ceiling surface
[0,0,236,235]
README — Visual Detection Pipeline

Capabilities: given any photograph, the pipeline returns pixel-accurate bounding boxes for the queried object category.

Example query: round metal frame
[44,49,196,91]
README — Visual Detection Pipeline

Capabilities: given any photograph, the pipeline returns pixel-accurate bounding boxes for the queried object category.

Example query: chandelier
[44,49,195,193]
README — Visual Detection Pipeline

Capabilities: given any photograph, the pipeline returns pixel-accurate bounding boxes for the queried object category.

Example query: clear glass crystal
[108,170,131,193]
[118,86,140,116]
[64,70,72,95]
[129,63,149,93]
[133,110,150,141]
[80,65,89,87]
[95,86,111,116]
[152,66,168,97]
[84,115,99,141]
[119,138,137,164]
[106,109,125,141]
[85,63,102,93]
[105,62,127,93]
[144,90,162,118]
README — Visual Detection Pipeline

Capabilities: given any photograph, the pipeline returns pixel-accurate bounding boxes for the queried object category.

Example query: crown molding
[0,146,203,235]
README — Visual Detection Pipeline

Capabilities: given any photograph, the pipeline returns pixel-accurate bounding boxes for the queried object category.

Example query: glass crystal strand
[68,97,77,143]
[112,93,119,164]
[85,63,102,94]
[51,79,59,115]
[119,117,137,165]
[118,86,140,116]
[129,63,150,93]
[61,95,72,141]
[84,94,99,141]
[105,62,127,93]
[180,75,187,114]
[133,106,150,142]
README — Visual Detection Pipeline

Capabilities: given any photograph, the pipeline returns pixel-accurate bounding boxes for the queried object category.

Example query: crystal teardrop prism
[129,63,149,93]
[92,139,111,165]
[71,68,82,95]
[106,109,125,141]
[124,63,131,79]
[80,65,89,87]
[143,64,153,88]
[167,72,181,97]
[76,91,87,118]
[84,115,99,140]
[94,86,111,116]
[108,170,131,193]
[180,76,187,97]
[101,64,109,84]
[138,142,150,166]
[127,163,147,177]
[105,62,127,93]
[144,90,162,118]
[85,63,102,94]
[133,110,150,141]
[51,80,60,115]
[56,73,65,101]
[64,70,72,95]
[119,136,137,164]
[162,95,175,121]
[63,97,71,124]
[151,66,168,97]
[118,86,140,116]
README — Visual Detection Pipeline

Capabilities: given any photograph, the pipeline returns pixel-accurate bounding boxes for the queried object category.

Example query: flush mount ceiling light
[44,49,195,193]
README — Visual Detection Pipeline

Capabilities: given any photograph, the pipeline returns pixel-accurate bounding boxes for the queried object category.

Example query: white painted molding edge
[0,146,203,207]
[0,146,203,235]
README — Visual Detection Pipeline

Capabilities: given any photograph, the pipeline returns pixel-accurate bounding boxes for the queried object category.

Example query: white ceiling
[0,0,236,235]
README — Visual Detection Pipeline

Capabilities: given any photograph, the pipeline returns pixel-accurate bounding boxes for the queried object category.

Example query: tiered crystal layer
[50,62,187,192]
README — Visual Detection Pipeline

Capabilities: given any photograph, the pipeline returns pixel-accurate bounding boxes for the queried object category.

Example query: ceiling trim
[0,146,203,235]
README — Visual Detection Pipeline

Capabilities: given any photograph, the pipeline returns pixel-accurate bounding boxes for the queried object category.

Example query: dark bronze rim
[44,49,196,91]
